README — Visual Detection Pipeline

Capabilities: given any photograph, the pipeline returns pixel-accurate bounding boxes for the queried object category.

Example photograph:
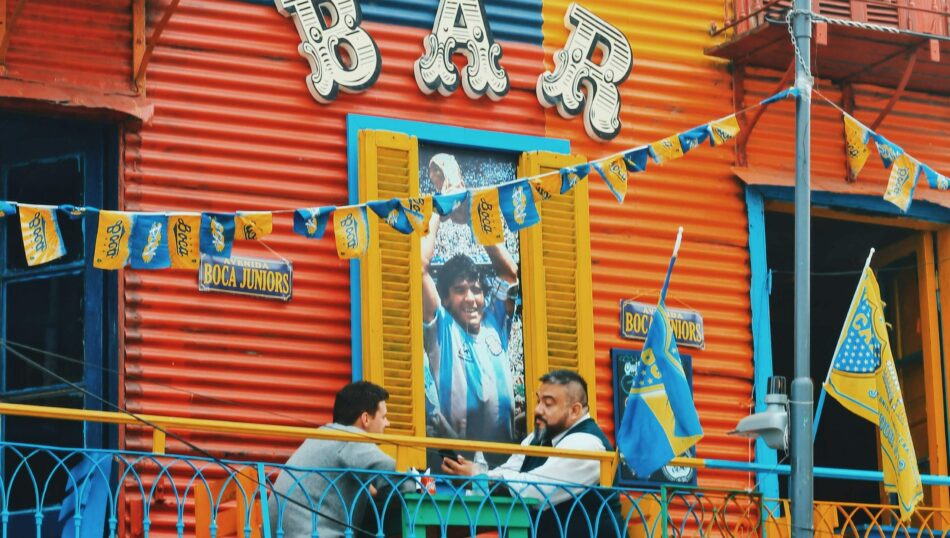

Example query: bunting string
[814,89,949,212]
[7,87,939,271]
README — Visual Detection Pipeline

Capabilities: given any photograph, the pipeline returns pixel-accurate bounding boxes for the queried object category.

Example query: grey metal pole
[790,0,814,537]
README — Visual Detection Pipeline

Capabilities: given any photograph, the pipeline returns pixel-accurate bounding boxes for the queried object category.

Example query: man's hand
[441,455,475,476]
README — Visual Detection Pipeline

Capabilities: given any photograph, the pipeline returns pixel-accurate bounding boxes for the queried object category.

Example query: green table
[401,492,539,537]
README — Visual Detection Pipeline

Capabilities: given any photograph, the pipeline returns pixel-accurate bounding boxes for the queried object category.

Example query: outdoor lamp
[729,376,789,451]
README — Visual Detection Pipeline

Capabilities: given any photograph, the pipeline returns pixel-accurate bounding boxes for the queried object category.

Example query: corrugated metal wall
[2,0,133,93]
[540,0,756,492]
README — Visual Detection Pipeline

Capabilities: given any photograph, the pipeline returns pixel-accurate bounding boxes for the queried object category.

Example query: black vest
[520,418,623,538]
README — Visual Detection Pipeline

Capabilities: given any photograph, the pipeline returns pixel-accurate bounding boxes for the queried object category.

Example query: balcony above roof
[706,0,950,95]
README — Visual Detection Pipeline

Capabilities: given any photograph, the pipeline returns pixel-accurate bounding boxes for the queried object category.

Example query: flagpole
[812,248,875,437]
[790,0,814,536]
[660,227,684,304]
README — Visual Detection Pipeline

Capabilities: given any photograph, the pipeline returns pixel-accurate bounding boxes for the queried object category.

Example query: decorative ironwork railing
[764,498,950,538]
[0,441,764,538]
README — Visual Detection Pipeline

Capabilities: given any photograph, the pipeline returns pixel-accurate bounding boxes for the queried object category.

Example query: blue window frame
[0,115,118,533]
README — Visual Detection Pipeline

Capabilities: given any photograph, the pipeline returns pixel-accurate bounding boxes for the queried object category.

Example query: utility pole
[790,0,814,537]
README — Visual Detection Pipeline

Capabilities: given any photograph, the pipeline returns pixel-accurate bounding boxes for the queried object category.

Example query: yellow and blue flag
[367,198,416,234]
[293,206,334,239]
[883,154,920,212]
[0,201,15,216]
[559,163,590,195]
[922,164,949,191]
[677,125,709,154]
[623,147,651,173]
[498,180,540,231]
[403,196,433,235]
[708,115,741,147]
[824,266,921,520]
[130,214,170,270]
[432,191,470,217]
[93,211,133,270]
[19,204,66,267]
[871,132,904,169]
[592,155,629,203]
[200,213,235,257]
[843,114,871,181]
[616,235,703,478]
[759,87,799,105]
[333,206,369,259]
[235,211,273,240]
[167,213,201,269]
[530,174,561,202]
[470,188,505,246]
[650,135,685,164]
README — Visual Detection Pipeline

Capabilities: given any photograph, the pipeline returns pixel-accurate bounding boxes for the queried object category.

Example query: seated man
[267,381,397,538]
[442,370,622,538]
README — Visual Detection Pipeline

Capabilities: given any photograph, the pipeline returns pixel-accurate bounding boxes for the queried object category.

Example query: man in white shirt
[442,370,622,537]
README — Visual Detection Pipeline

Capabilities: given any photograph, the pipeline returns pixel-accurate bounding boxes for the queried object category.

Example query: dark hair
[436,254,486,300]
[333,381,390,425]
[539,370,589,408]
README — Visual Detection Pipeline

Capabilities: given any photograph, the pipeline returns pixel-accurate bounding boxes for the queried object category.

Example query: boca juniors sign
[620,300,705,349]
[199,255,293,301]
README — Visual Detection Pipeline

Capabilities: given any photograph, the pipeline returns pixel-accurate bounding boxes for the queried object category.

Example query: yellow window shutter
[517,151,597,420]
[358,130,425,462]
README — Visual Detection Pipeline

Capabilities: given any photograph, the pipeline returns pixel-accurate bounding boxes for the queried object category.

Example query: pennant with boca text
[367,198,415,234]
[200,213,235,258]
[678,126,709,154]
[129,214,171,270]
[708,115,741,146]
[498,180,540,232]
[236,211,273,240]
[93,210,134,269]
[333,206,369,259]
[19,205,66,267]
[167,213,201,269]
[871,132,904,169]
[593,155,629,203]
[403,196,433,235]
[921,164,949,191]
[883,154,921,212]
[470,188,505,246]
[530,174,561,202]
[844,114,871,181]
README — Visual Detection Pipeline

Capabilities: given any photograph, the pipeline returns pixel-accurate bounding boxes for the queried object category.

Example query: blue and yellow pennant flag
[872,132,904,169]
[293,206,334,239]
[0,201,15,216]
[843,114,871,181]
[235,211,273,240]
[883,154,921,212]
[616,229,703,478]
[432,191,470,217]
[559,163,590,195]
[650,135,685,164]
[470,188,505,246]
[402,196,433,235]
[708,115,741,147]
[922,164,949,191]
[200,213,235,257]
[823,265,921,520]
[129,214,170,270]
[19,205,66,267]
[367,198,416,234]
[94,211,133,269]
[623,147,651,173]
[677,126,709,154]
[530,174,561,202]
[333,206,369,259]
[498,180,540,232]
[167,213,201,269]
[593,155,629,203]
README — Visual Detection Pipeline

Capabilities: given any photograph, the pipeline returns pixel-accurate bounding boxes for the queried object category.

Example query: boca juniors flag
[200,213,235,258]
[498,180,540,232]
[129,214,171,270]
[167,213,201,269]
[470,188,505,246]
[19,205,66,267]
[333,206,369,259]
[93,211,133,270]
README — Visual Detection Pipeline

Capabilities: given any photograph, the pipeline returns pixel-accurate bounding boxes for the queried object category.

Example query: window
[0,115,118,533]
[347,116,596,469]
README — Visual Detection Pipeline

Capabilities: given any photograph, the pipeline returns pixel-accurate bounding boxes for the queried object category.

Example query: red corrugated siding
[542,0,756,492]
[3,0,133,93]
[123,0,546,533]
